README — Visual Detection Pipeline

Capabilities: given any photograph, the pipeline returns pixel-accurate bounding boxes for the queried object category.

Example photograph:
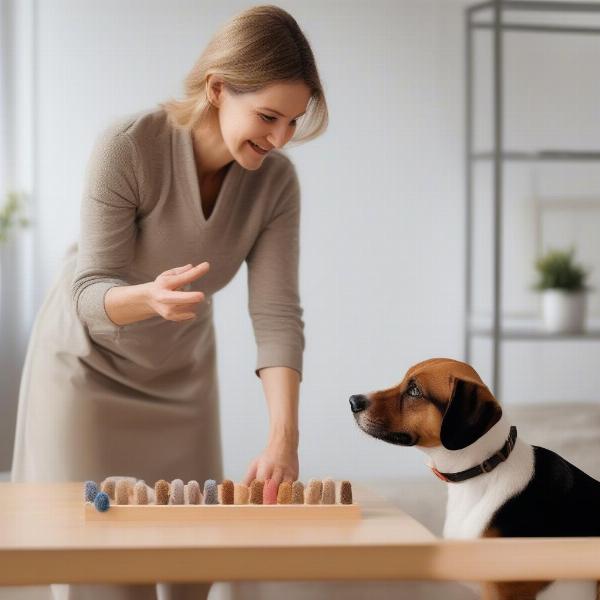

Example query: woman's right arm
[72,127,207,331]
[71,128,143,334]
[104,282,155,326]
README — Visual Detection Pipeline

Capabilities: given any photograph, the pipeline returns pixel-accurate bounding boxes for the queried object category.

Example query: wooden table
[1,482,600,585]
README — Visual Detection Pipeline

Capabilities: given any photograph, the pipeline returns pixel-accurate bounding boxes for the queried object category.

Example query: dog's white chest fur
[421,416,535,539]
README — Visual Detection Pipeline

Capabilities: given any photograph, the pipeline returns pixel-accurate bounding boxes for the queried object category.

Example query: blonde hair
[161,5,328,145]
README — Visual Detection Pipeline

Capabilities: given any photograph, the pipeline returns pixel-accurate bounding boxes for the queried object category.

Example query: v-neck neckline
[199,161,233,221]
[181,128,241,228]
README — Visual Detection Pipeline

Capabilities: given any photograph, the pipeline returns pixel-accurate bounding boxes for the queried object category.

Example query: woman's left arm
[242,366,300,486]
[243,158,305,487]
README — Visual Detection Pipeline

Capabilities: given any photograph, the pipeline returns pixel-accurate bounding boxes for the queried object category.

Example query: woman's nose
[267,126,291,149]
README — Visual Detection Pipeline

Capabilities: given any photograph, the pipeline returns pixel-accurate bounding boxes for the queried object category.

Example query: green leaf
[533,247,589,291]
[0,191,29,246]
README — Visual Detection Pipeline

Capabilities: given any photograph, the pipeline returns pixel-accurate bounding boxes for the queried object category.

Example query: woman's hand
[244,367,301,487]
[145,262,210,322]
[242,438,299,487]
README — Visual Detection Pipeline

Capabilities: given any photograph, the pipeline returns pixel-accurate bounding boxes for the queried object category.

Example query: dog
[349,357,600,600]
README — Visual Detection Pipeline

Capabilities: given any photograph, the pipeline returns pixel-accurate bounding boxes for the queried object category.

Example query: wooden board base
[84,502,361,521]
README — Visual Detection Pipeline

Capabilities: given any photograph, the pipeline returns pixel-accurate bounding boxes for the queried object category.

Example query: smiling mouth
[249,140,270,155]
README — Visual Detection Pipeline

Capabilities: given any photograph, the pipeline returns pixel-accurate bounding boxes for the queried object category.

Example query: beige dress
[11,108,305,599]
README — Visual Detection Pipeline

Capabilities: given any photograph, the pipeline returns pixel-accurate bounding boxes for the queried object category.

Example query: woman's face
[214,79,312,170]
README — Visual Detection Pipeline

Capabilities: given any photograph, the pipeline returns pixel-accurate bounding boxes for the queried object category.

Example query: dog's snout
[349,394,370,413]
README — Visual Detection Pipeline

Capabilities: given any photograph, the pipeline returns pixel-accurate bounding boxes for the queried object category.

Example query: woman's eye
[259,114,297,127]
[407,385,421,397]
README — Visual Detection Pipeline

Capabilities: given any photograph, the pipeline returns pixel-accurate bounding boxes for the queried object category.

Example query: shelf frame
[469,1,600,14]
[471,151,600,161]
[464,0,600,398]
[473,23,600,35]
[469,327,600,341]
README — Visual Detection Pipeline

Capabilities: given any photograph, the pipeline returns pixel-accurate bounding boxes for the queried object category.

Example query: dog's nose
[349,394,370,413]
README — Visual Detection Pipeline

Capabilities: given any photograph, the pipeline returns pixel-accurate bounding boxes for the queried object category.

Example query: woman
[11,5,328,599]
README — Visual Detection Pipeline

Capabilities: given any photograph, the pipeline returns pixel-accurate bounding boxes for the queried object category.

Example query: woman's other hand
[242,438,299,487]
[146,262,210,321]
[104,262,209,326]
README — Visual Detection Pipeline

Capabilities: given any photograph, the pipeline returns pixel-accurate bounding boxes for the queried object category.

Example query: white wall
[2,0,600,479]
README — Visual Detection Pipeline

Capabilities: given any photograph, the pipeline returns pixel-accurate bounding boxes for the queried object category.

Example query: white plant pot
[541,289,587,334]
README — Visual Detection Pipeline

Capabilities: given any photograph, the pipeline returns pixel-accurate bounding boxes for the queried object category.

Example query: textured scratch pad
[83,478,360,521]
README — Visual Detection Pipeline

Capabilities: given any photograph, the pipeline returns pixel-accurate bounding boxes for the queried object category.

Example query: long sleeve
[246,160,305,380]
[71,125,142,336]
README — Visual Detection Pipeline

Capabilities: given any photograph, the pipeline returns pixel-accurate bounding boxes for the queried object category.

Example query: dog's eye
[407,384,422,397]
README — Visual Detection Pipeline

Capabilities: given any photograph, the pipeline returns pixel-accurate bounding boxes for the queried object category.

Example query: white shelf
[472,150,600,162]
[470,327,600,340]
[468,315,600,340]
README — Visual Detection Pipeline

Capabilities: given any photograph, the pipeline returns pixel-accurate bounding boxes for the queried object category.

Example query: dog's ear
[440,376,502,450]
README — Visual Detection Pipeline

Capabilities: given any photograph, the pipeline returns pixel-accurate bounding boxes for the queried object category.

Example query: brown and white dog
[350,357,600,600]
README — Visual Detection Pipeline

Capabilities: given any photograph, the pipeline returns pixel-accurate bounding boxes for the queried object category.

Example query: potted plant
[0,191,29,245]
[534,248,590,334]
[0,191,29,311]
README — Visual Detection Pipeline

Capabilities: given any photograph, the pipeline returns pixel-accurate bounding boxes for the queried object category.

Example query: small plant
[534,248,588,292]
[0,191,29,245]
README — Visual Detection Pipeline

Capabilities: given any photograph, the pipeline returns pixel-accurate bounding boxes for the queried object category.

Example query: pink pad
[263,479,278,505]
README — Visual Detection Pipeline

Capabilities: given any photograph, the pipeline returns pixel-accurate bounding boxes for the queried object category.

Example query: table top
[2,482,600,585]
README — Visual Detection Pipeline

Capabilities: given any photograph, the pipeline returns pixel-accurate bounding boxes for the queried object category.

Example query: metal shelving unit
[464,0,600,398]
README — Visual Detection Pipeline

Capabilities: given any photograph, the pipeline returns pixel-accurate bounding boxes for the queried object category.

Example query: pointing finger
[163,262,210,289]
[161,264,193,277]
